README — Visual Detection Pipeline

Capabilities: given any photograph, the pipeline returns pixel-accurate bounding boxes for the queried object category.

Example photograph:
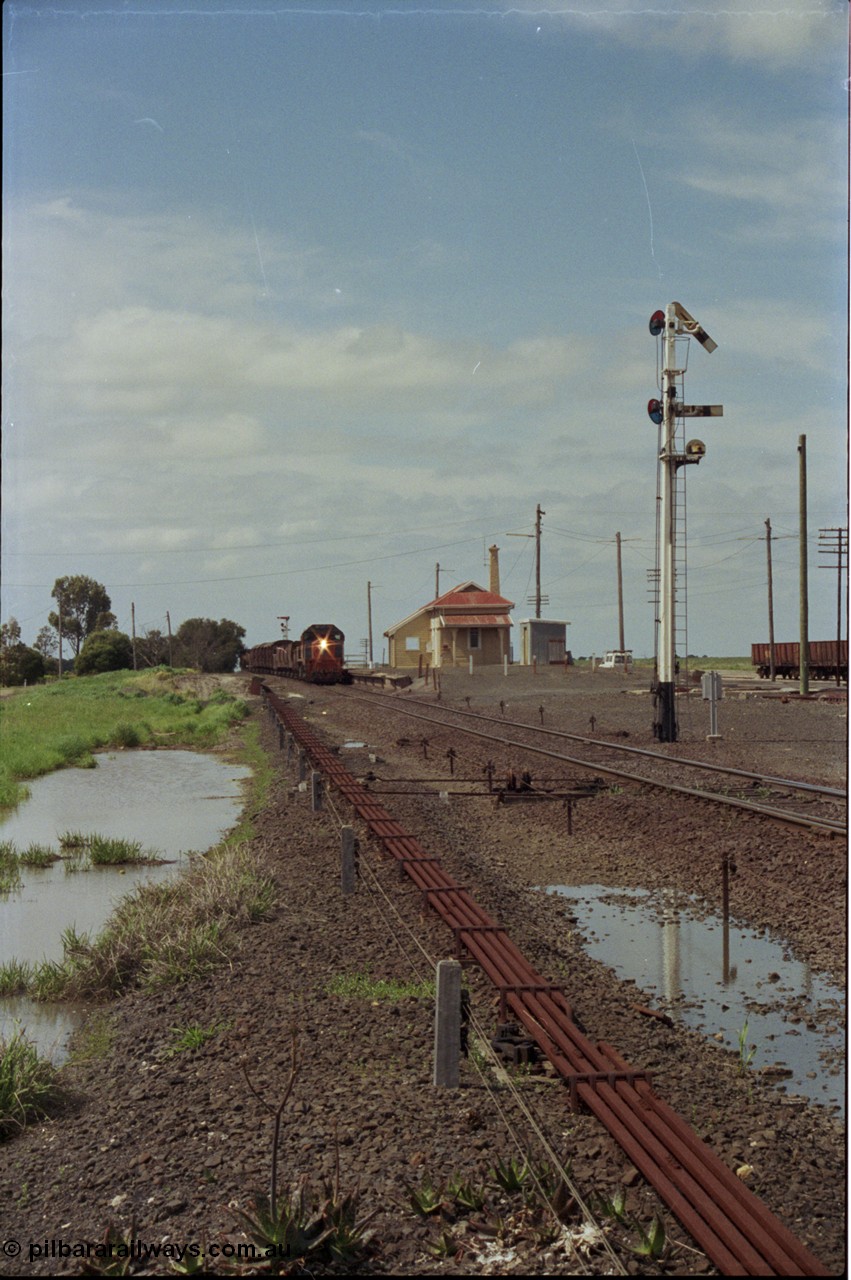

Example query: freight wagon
[751,640,847,681]
[242,624,351,685]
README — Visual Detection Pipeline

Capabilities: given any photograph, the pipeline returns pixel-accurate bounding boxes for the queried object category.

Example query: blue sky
[2,0,847,663]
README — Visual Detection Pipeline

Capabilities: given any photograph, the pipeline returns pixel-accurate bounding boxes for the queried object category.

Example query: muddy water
[0,750,250,1060]
[547,884,845,1111]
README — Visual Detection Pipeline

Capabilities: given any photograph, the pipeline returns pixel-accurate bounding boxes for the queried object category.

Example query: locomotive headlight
[318,637,329,652]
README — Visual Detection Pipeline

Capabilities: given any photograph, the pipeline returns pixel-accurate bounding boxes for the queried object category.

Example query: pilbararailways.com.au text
[6,1239,280,1265]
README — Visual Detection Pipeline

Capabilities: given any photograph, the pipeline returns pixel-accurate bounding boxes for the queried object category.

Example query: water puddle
[546,884,845,1111]
[0,750,250,1061]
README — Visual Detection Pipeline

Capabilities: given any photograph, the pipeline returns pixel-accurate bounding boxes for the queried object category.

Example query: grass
[163,1019,232,1058]
[324,972,436,1001]
[0,1028,63,1141]
[0,667,249,813]
[10,840,277,1001]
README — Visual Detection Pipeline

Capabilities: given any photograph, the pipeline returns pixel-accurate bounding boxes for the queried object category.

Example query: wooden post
[311,770,323,811]
[298,751,307,782]
[341,826,356,895]
[433,959,462,1088]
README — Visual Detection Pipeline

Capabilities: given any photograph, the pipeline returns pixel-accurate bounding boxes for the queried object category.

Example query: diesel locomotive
[242,623,352,685]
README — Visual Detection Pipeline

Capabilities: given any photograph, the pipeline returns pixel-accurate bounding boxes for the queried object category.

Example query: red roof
[440,614,512,628]
[432,581,515,611]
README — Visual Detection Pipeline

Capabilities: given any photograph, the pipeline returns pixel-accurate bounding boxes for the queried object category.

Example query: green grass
[0,1029,63,1141]
[0,668,248,813]
[13,840,276,1001]
[324,973,436,1001]
[163,1019,232,1058]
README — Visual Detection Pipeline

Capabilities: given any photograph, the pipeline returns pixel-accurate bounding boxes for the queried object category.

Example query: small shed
[518,619,571,666]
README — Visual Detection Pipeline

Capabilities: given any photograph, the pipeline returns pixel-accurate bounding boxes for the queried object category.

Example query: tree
[49,576,116,657]
[173,618,246,672]
[1,618,22,649]
[34,625,58,660]
[137,628,170,668]
[0,619,45,686]
[76,629,134,675]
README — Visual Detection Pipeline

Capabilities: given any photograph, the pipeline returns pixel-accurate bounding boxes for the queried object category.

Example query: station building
[384,547,514,670]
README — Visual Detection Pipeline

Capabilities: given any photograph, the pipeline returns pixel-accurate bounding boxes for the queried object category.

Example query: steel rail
[340,694,845,835]
[264,687,825,1276]
[348,690,845,800]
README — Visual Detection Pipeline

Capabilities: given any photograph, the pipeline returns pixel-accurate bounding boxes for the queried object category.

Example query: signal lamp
[647,398,663,425]
[649,310,665,337]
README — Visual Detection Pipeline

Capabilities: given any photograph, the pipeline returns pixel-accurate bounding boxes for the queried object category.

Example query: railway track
[262,684,826,1276]
[341,690,846,836]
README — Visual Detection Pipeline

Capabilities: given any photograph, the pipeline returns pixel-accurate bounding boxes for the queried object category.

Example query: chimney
[489,544,500,595]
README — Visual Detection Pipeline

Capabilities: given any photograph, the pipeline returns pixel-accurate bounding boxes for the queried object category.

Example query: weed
[737,1019,757,1074]
[325,972,435,1000]
[445,1172,487,1212]
[0,1029,63,1141]
[163,1020,231,1058]
[19,843,59,868]
[58,830,88,849]
[595,1187,629,1225]
[405,1174,448,1217]
[426,1228,462,1260]
[66,1012,116,1065]
[0,843,22,896]
[237,1036,377,1269]
[0,960,32,997]
[632,1214,667,1261]
[78,1221,136,1276]
[489,1154,531,1194]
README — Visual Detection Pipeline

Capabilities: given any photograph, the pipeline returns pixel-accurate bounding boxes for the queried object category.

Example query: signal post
[647,303,722,742]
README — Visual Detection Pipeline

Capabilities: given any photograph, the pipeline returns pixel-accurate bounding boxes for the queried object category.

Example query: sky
[2,0,848,665]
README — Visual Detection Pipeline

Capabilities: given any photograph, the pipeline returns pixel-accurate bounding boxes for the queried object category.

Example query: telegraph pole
[647,303,722,742]
[367,581,375,668]
[616,531,625,653]
[818,526,848,686]
[798,436,809,695]
[534,503,545,619]
[131,602,138,670]
[765,519,776,680]
[166,611,173,667]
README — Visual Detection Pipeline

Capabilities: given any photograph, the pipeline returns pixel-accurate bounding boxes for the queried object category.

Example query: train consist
[242,624,352,685]
[751,640,847,681]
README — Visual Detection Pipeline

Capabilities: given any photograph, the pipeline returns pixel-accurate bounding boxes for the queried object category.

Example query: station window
[468,628,480,650]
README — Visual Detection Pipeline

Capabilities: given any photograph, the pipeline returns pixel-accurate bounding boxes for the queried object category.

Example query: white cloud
[502,1,843,71]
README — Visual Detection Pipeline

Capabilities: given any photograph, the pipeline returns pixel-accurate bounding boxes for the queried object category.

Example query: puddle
[546,884,845,1111]
[0,750,250,1061]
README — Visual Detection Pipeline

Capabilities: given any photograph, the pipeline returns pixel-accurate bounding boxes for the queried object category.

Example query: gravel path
[0,669,845,1276]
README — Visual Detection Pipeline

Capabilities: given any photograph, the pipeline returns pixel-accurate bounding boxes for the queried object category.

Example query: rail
[341,693,845,835]
[262,685,826,1276]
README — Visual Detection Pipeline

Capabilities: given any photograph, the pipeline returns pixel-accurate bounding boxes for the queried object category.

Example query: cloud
[500,1,843,71]
[679,116,846,243]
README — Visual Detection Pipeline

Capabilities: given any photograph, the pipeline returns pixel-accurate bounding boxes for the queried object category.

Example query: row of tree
[1,576,246,686]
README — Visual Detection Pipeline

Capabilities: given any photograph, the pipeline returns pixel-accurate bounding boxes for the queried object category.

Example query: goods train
[751,640,847,682]
[241,624,352,685]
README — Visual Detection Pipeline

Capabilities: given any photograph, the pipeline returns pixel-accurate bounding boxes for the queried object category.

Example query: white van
[599,650,632,670]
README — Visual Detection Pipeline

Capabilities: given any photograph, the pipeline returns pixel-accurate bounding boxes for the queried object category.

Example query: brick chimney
[489,544,500,595]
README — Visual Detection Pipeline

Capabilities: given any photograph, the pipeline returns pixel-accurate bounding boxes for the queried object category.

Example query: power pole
[647,303,722,742]
[616,531,625,653]
[765,519,776,680]
[798,436,809,695]
[367,581,375,668]
[57,594,63,679]
[508,506,548,619]
[818,526,848,686]
[131,602,137,670]
[166,611,173,667]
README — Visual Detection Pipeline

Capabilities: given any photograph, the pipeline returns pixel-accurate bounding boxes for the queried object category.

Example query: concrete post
[341,826,356,895]
[433,959,462,1088]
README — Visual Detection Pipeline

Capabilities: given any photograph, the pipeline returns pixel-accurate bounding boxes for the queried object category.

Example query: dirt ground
[0,667,845,1276]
